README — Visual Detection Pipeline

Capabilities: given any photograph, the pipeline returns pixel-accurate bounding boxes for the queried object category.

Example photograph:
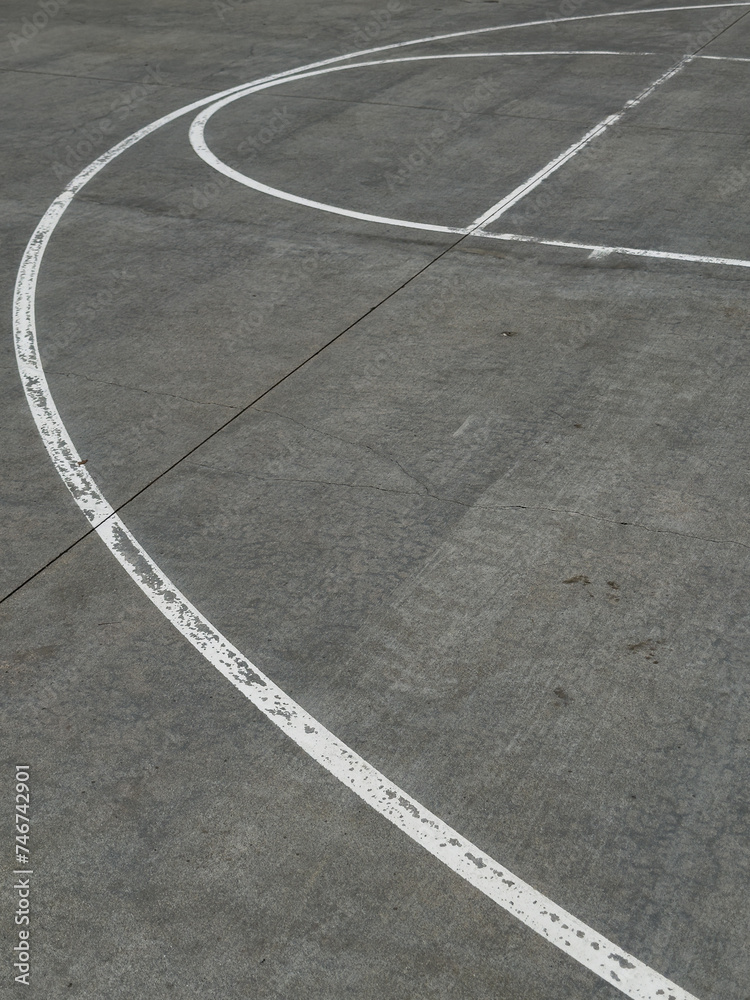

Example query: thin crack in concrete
[191,462,750,551]
[43,368,240,410]
[256,406,433,494]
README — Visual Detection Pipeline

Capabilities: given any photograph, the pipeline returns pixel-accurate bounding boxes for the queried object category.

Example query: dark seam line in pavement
[608,122,750,137]
[5,18,750,608]
[88,225,471,488]
[193,467,430,496]
[3,483,745,608]
[4,18,747,92]
[690,6,750,57]
[227,84,750,136]
[1,530,100,607]
[1,229,470,607]
[280,83,750,137]
[683,6,749,57]
[70,192,455,246]
[463,502,750,551]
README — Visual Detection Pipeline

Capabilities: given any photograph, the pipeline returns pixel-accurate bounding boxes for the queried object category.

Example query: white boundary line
[471,54,693,228]
[17,5,750,998]
[480,231,750,267]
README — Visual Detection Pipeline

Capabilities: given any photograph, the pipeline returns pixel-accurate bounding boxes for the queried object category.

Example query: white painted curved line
[16,8,740,998]
[191,49,750,269]
[188,51,660,234]
[15,209,702,1000]
[190,58,472,235]
[16,200,706,1000]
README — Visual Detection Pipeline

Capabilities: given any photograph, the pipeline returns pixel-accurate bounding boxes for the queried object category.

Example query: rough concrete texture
[2,1,750,998]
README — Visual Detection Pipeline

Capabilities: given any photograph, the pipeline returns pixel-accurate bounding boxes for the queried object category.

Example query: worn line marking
[471,55,693,229]
[15,8,739,999]
[475,231,750,267]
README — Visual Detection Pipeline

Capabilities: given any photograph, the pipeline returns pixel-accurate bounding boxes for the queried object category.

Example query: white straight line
[471,55,694,230]
[698,53,750,59]
[15,9,739,998]
[474,231,750,267]
[470,114,621,229]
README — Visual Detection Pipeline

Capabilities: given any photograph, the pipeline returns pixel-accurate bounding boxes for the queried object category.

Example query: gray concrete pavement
[3,2,750,998]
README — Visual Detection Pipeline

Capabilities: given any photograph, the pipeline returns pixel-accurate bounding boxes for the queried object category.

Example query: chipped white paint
[16,6,747,999]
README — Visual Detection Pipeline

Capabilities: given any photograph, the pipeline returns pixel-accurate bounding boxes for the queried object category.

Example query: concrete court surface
[2,0,750,997]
